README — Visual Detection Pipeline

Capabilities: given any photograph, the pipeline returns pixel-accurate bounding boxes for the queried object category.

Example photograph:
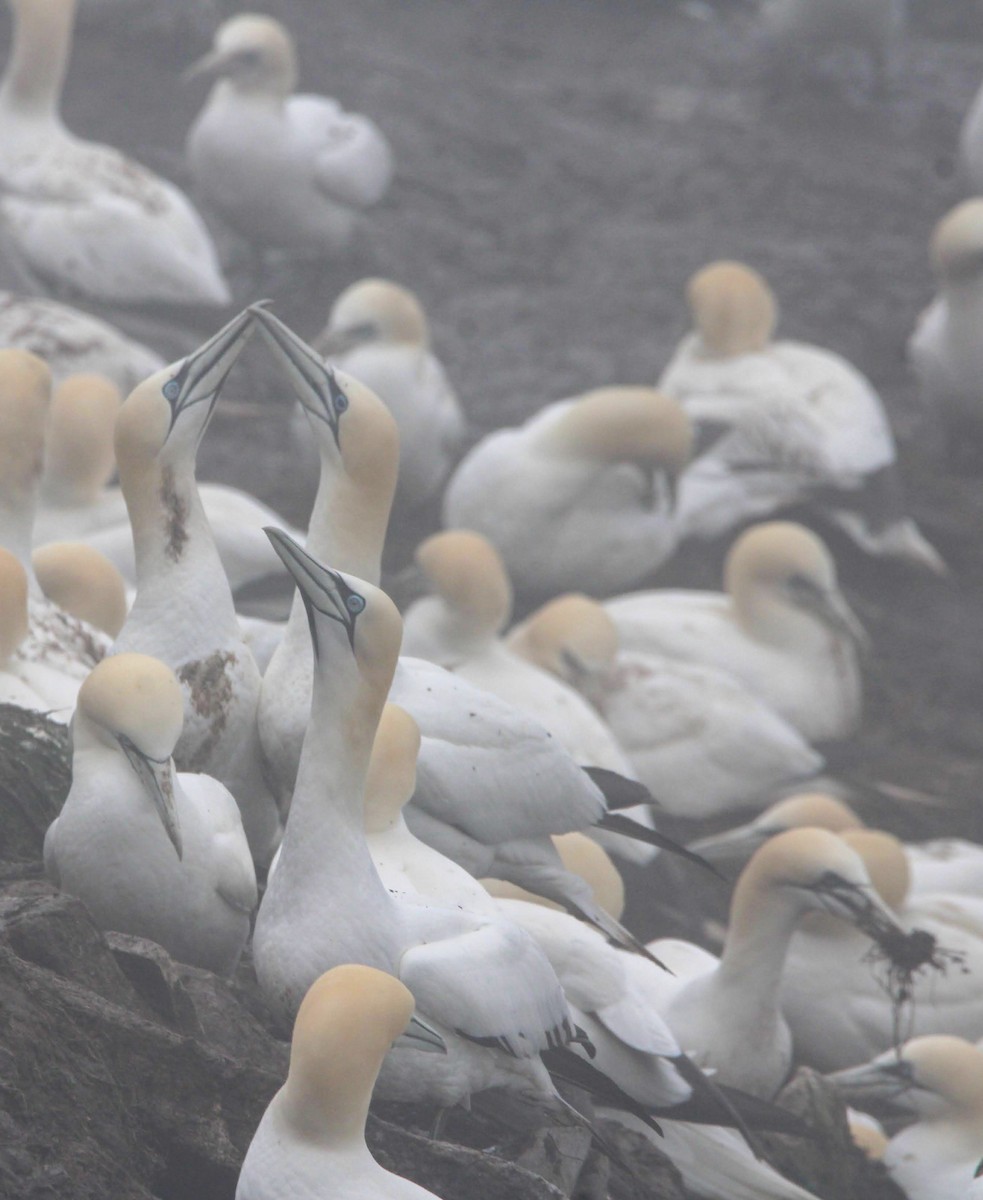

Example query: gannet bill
[185,15,393,260]
[110,311,281,865]
[236,965,443,1200]
[507,594,823,820]
[0,293,164,391]
[605,521,866,742]
[829,1036,983,1200]
[0,0,230,306]
[32,542,127,636]
[311,279,465,509]
[254,530,588,1115]
[44,652,256,975]
[442,387,692,597]
[664,261,944,574]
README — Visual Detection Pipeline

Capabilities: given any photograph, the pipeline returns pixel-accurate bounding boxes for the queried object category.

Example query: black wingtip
[583,765,658,811]
[594,812,727,880]
[541,1046,663,1137]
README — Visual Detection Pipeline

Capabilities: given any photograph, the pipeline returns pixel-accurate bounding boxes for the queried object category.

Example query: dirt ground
[11,0,983,928]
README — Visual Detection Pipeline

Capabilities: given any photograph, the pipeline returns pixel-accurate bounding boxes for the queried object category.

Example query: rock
[0,705,71,865]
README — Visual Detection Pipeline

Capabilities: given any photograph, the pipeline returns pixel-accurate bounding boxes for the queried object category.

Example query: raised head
[929,200,983,286]
[686,261,777,357]
[830,1036,983,1120]
[42,374,121,506]
[76,653,184,857]
[317,278,430,356]
[507,593,618,685]
[414,529,513,637]
[0,546,29,666]
[363,704,421,833]
[185,14,298,98]
[32,542,128,637]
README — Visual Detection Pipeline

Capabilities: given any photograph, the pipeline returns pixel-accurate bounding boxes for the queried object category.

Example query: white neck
[714,886,805,1019]
[0,0,73,121]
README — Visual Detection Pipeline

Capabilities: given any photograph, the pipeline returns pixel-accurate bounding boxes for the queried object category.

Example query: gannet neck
[0,546,29,668]
[716,864,804,996]
[0,0,74,121]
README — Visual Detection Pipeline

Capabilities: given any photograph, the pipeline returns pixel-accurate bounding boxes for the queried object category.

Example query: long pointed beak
[826,1060,914,1106]
[688,821,772,861]
[816,876,909,945]
[263,527,362,651]
[313,321,377,359]
[821,589,871,653]
[395,1014,447,1055]
[249,306,341,436]
[118,737,183,859]
[164,308,256,432]
[182,47,236,85]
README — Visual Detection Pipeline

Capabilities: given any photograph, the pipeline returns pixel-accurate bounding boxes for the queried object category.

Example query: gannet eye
[346,593,365,615]
[163,379,181,402]
[335,390,349,413]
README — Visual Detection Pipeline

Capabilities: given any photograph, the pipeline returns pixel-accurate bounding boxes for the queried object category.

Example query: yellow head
[686,261,777,357]
[42,374,121,505]
[32,542,128,637]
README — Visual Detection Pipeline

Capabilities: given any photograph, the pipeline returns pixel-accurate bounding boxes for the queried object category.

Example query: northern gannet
[236,966,443,1200]
[830,1036,983,1200]
[0,0,230,306]
[0,546,52,712]
[0,292,164,390]
[640,829,910,1099]
[605,521,866,742]
[507,593,823,820]
[32,542,127,636]
[185,15,393,259]
[443,387,692,597]
[44,652,257,975]
[664,261,944,573]
[909,200,983,461]
[254,530,584,1114]
[110,311,281,865]
[312,279,465,509]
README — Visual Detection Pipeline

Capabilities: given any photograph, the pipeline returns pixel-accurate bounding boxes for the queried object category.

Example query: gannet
[32,542,127,636]
[690,791,983,902]
[254,529,586,1114]
[312,279,465,509]
[443,387,692,597]
[961,83,983,194]
[0,292,164,390]
[758,0,905,95]
[909,200,983,459]
[185,15,393,260]
[236,966,443,1200]
[781,832,983,1070]
[44,652,256,975]
[663,261,944,573]
[605,521,866,742]
[0,547,52,712]
[483,831,627,921]
[110,311,281,865]
[637,829,911,1099]
[829,1036,983,1200]
[0,0,229,306]
[507,593,823,819]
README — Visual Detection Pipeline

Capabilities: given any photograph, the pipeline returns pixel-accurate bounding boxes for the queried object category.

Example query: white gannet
[663,261,944,573]
[0,292,164,390]
[758,0,905,95]
[442,387,692,598]
[909,200,983,460]
[32,541,127,636]
[185,15,393,260]
[639,828,910,1099]
[110,311,281,865]
[312,279,465,509]
[44,652,256,975]
[829,1036,983,1200]
[507,593,823,820]
[0,0,230,306]
[0,546,52,712]
[781,830,983,1071]
[236,965,443,1200]
[255,529,585,1114]
[605,521,866,742]
[690,791,983,903]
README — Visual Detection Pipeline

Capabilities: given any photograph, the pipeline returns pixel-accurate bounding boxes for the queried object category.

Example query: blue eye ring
[335,391,349,413]
[346,593,365,615]
[163,379,181,402]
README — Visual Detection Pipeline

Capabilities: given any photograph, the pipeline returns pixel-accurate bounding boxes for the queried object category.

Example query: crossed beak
[250,305,344,443]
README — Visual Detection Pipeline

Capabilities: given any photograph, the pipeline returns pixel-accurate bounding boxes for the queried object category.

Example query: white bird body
[960,83,983,194]
[0,0,229,307]
[186,17,392,257]
[44,653,256,975]
[443,389,691,597]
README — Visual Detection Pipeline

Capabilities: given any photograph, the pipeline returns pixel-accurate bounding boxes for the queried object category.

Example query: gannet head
[186,14,298,99]
[265,528,402,696]
[76,653,184,858]
[724,521,868,649]
[280,964,442,1142]
[930,199,983,288]
[689,792,864,860]
[735,827,907,939]
[316,278,430,357]
[686,261,777,358]
[830,1036,983,1121]
[506,593,618,688]
[0,546,29,668]
[32,542,127,637]
[41,374,120,507]
[0,348,51,513]
[413,529,513,639]
[363,704,421,834]
[115,309,254,470]
[553,832,626,921]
